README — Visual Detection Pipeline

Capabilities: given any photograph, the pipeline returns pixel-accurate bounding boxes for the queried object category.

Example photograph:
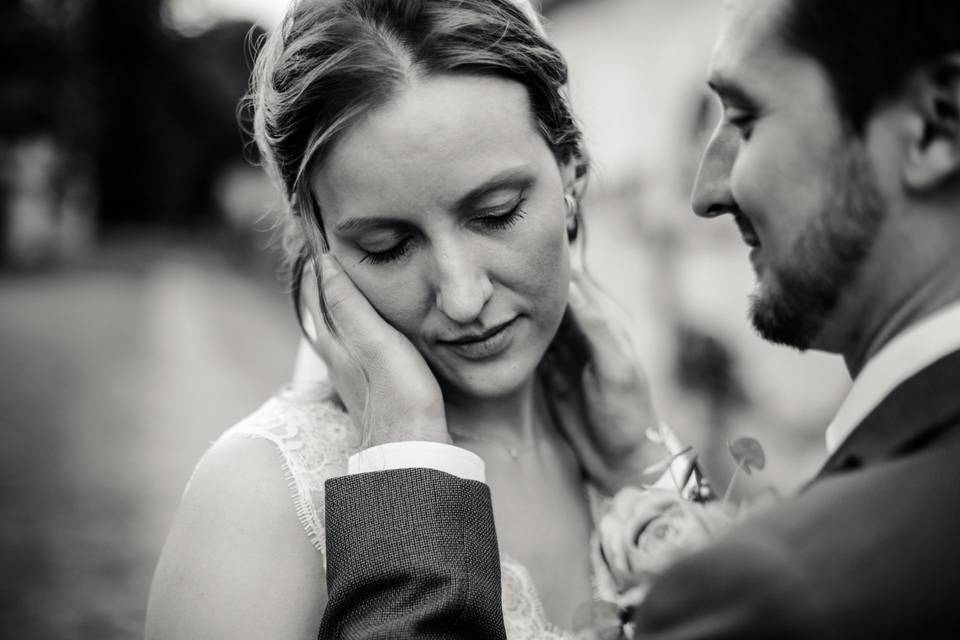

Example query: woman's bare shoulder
[146,436,326,640]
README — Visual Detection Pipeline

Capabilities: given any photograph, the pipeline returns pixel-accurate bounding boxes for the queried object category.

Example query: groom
[317,0,960,637]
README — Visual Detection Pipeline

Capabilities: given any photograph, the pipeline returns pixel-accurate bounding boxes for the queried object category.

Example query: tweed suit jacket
[318,467,507,639]
[319,350,960,639]
[632,348,960,639]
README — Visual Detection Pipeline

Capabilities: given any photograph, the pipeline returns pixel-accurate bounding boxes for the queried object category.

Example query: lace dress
[202,384,610,640]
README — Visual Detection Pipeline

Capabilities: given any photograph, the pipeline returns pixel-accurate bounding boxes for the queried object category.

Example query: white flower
[597,487,737,607]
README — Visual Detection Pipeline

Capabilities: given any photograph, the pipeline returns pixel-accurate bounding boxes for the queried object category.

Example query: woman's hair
[244,0,587,329]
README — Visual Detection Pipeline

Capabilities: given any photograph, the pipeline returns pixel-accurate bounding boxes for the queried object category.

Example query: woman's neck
[442,377,543,448]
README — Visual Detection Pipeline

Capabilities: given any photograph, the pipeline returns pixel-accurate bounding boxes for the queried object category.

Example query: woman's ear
[903,55,960,192]
[560,152,589,202]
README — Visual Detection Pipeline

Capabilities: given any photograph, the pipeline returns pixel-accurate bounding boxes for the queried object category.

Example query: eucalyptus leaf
[727,437,765,475]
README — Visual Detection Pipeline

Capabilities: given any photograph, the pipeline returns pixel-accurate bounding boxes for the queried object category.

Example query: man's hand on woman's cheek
[541,270,664,495]
[306,253,450,446]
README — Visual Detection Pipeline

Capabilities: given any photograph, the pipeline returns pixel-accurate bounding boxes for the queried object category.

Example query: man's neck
[841,259,960,378]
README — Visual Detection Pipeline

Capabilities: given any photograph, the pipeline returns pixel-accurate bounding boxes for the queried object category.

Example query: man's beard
[749,147,887,351]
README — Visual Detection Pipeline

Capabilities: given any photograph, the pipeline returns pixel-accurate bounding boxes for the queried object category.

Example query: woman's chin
[434,356,539,402]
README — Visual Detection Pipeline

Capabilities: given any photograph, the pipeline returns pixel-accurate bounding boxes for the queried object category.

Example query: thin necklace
[448,427,537,460]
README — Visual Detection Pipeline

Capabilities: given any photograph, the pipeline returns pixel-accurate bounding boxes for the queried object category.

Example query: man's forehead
[711,0,792,80]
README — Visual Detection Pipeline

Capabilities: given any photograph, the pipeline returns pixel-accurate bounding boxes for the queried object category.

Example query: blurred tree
[0,0,264,238]
[0,0,574,240]
[80,0,264,231]
[0,2,66,140]
[673,323,751,493]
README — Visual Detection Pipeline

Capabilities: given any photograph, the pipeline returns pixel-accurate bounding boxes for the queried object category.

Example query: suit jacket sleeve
[631,531,837,640]
[318,468,507,640]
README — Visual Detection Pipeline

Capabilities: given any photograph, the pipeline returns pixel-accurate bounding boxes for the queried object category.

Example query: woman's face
[311,73,573,400]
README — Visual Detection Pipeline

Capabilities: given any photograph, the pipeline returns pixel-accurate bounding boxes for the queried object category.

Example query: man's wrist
[348,441,486,483]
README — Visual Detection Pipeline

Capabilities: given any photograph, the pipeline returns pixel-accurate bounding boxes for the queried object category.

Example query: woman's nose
[433,247,493,324]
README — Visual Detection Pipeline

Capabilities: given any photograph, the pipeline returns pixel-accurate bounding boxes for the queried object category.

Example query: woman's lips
[439,318,518,360]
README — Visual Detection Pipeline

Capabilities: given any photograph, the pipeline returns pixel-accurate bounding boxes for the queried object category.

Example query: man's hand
[304,254,449,446]
[541,270,663,495]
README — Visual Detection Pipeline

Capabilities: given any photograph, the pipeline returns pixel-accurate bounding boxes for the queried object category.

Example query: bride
[146,0,683,637]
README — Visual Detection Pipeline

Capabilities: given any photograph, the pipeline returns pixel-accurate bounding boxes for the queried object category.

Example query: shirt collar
[825,300,960,454]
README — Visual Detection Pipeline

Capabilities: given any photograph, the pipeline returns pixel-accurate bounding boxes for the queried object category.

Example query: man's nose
[691,124,738,218]
[433,246,493,325]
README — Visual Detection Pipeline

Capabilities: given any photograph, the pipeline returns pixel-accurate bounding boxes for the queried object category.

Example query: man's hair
[779,0,960,132]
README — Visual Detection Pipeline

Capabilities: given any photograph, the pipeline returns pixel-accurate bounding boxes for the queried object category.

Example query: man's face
[691,0,887,351]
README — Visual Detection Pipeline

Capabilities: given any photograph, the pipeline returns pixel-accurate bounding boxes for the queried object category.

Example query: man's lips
[734,214,761,248]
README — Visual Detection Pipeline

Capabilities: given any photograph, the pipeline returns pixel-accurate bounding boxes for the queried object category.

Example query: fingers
[299,257,337,364]
[318,253,389,362]
[294,256,366,422]
[567,272,639,388]
[316,254,448,445]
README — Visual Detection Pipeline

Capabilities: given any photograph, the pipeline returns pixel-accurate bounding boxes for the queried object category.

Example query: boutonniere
[575,434,776,639]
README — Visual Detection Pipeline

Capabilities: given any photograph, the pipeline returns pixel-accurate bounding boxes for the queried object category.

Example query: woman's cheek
[521,214,570,304]
[350,266,428,340]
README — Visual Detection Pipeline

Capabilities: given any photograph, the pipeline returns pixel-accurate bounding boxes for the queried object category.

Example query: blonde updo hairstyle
[247,0,587,330]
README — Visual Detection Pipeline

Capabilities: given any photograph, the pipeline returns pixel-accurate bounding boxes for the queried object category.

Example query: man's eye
[727,111,756,138]
[359,236,414,265]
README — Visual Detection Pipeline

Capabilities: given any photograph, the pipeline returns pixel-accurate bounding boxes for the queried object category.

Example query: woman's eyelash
[358,198,527,266]
[359,237,413,265]
[476,199,527,230]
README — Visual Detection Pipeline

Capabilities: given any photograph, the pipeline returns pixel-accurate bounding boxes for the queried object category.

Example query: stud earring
[564,193,580,242]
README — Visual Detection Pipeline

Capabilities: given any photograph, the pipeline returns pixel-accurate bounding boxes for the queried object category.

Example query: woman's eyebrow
[334,216,407,234]
[334,168,536,233]
[456,167,535,209]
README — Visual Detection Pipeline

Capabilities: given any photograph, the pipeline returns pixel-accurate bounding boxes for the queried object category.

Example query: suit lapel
[812,348,960,482]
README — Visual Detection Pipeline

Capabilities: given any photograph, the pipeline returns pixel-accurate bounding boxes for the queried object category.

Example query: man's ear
[560,152,589,201]
[903,54,960,191]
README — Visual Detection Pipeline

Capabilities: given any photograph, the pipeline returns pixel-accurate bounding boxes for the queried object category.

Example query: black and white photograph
[2,0,959,638]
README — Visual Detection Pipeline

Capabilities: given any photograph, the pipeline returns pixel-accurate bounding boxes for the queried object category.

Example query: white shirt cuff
[347,441,486,483]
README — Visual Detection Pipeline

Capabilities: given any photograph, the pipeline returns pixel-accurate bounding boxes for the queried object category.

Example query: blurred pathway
[0,246,298,639]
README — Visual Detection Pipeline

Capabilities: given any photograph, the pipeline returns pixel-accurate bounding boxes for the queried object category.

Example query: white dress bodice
[204,384,611,639]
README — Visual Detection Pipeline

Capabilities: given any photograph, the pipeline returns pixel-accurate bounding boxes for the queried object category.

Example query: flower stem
[722,466,741,505]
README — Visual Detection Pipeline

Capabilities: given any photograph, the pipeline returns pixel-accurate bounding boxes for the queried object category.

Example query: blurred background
[0,0,849,637]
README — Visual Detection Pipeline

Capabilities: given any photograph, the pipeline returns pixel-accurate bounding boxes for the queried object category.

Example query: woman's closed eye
[358,233,414,265]
[357,196,528,266]
[471,196,527,231]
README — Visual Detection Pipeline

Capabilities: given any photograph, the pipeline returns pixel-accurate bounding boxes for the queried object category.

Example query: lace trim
[501,553,573,640]
[206,387,608,639]
[214,387,359,559]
